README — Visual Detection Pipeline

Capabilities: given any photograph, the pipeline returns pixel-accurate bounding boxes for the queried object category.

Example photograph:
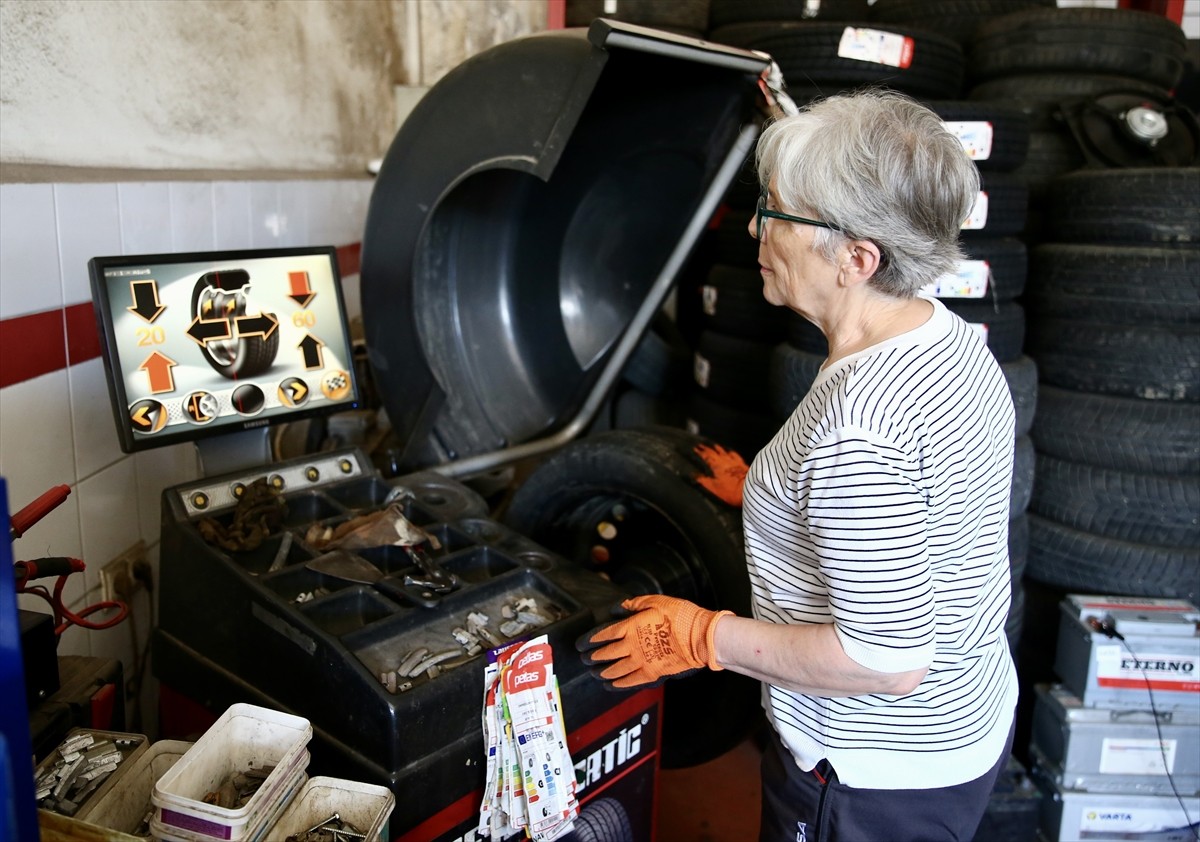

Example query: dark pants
[759,720,1015,842]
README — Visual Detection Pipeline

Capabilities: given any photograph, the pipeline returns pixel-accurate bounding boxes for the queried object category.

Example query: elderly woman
[580,90,1017,841]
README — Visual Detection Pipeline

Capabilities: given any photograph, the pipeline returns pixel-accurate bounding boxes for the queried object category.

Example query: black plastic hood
[361,21,768,472]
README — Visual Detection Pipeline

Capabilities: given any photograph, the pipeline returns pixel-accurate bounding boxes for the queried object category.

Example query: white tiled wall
[0,176,372,734]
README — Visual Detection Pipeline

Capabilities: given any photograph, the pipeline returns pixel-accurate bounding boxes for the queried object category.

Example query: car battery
[152,448,662,840]
[1054,594,1200,711]
[1030,759,1200,842]
[1031,683,1200,796]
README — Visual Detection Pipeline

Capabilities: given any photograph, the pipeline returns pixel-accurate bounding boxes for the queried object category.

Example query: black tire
[1046,168,1200,247]
[924,101,1030,172]
[566,0,709,30]
[962,172,1028,238]
[1032,385,1200,475]
[709,0,871,28]
[189,275,279,379]
[768,342,824,419]
[622,312,693,396]
[959,237,1028,301]
[1012,129,1085,207]
[870,0,1055,47]
[1005,577,1025,655]
[706,21,966,100]
[504,427,760,768]
[1026,514,1199,602]
[942,300,1026,363]
[1027,245,1200,325]
[712,209,759,267]
[693,330,775,411]
[1010,434,1035,518]
[574,796,633,842]
[1009,513,1029,582]
[1003,356,1038,439]
[969,7,1188,90]
[696,264,786,340]
[968,72,1171,132]
[1027,319,1200,402]
[685,390,780,462]
[1030,454,1199,548]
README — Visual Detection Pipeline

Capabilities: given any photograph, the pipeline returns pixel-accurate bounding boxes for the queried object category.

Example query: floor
[657,736,763,841]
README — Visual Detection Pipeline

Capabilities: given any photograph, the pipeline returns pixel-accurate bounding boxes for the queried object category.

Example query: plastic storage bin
[83,739,192,837]
[151,703,312,840]
[149,761,306,842]
[37,728,148,821]
[266,776,396,841]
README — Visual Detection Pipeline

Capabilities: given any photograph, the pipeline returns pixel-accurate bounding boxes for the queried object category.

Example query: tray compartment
[342,568,579,692]
[326,477,398,511]
[283,492,344,527]
[300,589,399,637]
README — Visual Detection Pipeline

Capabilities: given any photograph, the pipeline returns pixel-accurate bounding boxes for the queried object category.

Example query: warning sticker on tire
[837,27,914,68]
[944,121,994,161]
[961,192,989,230]
[925,260,990,299]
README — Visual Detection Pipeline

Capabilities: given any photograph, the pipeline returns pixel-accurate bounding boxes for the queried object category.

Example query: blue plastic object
[1,478,39,842]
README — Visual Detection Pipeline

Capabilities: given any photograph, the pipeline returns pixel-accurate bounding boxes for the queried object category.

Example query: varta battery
[1054,595,1200,711]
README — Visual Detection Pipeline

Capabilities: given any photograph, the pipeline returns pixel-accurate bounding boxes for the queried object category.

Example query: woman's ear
[839,239,882,288]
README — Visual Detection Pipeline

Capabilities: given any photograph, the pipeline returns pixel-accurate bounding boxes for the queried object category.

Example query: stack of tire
[563,0,710,38]
[1023,167,1200,606]
[967,6,1189,219]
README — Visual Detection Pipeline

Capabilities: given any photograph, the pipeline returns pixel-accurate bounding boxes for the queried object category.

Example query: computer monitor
[89,246,361,454]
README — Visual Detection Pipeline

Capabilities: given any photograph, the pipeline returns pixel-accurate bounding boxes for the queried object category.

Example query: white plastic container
[267,776,396,842]
[151,703,312,840]
[150,763,307,842]
[83,739,192,837]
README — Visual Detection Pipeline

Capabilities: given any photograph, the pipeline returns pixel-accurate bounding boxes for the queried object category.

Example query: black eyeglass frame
[755,190,842,240]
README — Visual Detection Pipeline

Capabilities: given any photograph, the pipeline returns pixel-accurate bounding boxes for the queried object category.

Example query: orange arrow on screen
[288,271,316,308]
[140,351,178,394]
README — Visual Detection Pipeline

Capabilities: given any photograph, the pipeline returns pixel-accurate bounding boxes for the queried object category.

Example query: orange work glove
[576,595,732,690]
[693,442,748,507]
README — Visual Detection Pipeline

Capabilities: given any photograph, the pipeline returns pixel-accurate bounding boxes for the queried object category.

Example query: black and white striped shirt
[743,298,1018,789]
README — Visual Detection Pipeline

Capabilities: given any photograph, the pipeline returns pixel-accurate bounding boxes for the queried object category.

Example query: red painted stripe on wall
[0,242,362,389]
[0,309,67,389]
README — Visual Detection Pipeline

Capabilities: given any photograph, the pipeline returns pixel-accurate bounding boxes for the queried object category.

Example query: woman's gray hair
[756,90,980,298]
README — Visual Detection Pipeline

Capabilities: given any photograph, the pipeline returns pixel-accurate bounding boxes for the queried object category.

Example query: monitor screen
[89,246,361,453]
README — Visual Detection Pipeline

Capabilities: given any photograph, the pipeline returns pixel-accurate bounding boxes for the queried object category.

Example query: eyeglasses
[755,190,841,240]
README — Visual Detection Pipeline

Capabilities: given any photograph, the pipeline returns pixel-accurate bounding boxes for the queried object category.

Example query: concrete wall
[0,0,547,177]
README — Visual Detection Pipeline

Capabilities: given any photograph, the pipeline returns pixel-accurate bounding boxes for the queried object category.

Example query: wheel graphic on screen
[189,270,279,379]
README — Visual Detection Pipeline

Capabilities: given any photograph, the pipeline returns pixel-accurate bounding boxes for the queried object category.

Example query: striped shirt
[743,298,1018,790]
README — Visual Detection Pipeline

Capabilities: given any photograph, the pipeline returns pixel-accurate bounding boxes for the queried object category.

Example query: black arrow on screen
[127,280,165,323]
[186,316,232,346]
[298,334,325,370]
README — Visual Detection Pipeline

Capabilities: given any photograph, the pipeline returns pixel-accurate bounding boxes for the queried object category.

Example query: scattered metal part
[404,544,458,593]
[287,812,366,842]
[500,619,529,638]
[268,531,294,573]
[396,647,429,677]
[37,731,140,816]
[198,477,287,552]
[408,649,461,677]
[201,764,276,809]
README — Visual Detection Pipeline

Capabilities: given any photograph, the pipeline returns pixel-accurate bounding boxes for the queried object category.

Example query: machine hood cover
[361,21,768,471]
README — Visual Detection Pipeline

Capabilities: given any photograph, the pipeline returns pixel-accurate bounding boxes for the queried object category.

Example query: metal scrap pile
[35,732,138,816]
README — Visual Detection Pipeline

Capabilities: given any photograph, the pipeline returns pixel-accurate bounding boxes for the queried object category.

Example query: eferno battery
[1054,595,1200,711]
[1031,683,1200,795]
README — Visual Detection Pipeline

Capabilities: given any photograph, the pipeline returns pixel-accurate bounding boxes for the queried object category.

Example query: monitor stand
[194,428,272,477]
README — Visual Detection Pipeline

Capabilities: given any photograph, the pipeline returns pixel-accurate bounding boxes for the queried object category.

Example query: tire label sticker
[1099,738,1177,776]
[961,191,988,230]
[1096,646,1200,693]
[967,323,988,346]
[837,27,914,69]
[944,121,993,161]
[693,353,711,388]
[924,260,989,299]
[702,285,719,316]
